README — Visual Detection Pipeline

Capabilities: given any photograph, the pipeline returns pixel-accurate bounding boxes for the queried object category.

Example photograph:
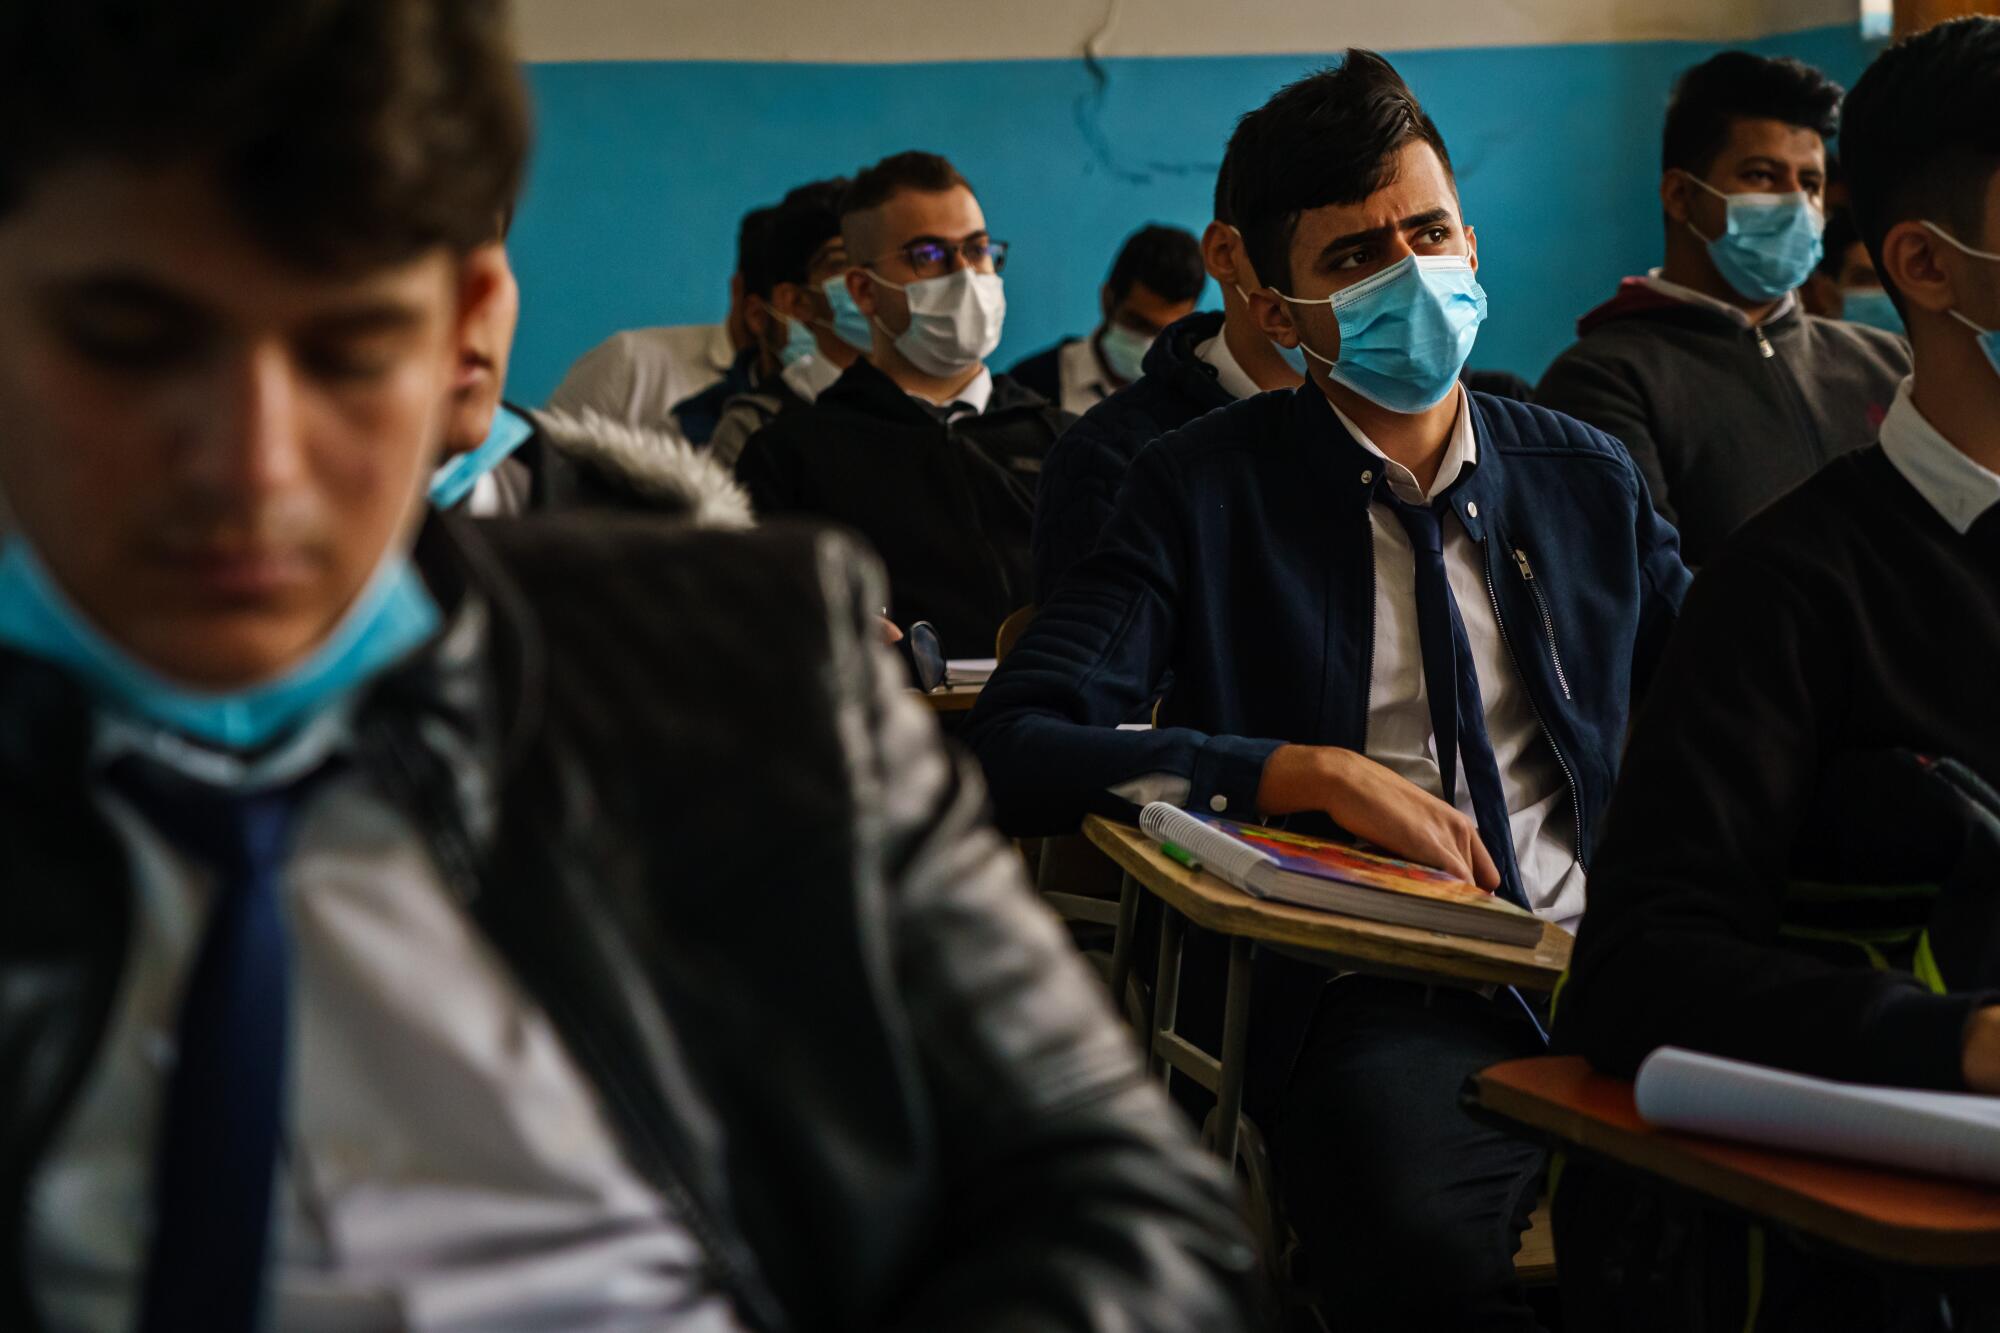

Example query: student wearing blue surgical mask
[1557,20,2000,1329]
[967,51,1690,1330]
[707,177,865,470]
[735,151,1071,655]
[1538,52,1910,566]
[1008,224,1206,416]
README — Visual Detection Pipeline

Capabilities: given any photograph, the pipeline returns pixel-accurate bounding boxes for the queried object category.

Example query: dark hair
[735,204,780,297]
[1842,17,2000,312]
[1212,153,1236,227]
[763,178,850,291]
[1105,224,1205,305]
[841,151,973,222]
[1661,52,1842,178]
[1225,51,1454,293]
[0,0,531,274]
[1818,206,1862,278]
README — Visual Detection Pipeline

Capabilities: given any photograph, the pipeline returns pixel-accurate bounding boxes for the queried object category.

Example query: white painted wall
[514,0,1857,63]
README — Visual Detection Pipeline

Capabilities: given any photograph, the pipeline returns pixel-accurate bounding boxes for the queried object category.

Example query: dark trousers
[1271,976,1548,1331]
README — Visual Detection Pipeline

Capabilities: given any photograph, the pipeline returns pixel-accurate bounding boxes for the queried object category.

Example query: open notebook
[1138,802,1542,947]
[1635,1047,2000,1186]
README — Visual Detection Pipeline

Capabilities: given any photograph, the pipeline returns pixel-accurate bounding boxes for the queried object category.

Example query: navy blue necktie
[1384,497,1529,909]
[110,759,321,1333]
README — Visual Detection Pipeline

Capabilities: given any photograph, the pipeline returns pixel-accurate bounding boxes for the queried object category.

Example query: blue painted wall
[508,23,1876,405]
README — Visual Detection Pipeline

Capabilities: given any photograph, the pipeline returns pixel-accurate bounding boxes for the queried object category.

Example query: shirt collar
[1641,268,1796,329]
[904,364,993,416]
[1060,336,1118,402]
[1326,385,1477,504]
[1195,329,1263,401]
[1879,377,2000,535]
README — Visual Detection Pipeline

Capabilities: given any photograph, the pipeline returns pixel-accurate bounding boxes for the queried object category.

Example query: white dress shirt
[1878,377,2000,534]
[1055,337,1121,415]
[545,324,735,437]
[904,363,994,415]
[1194,329,1265,402]
[30,713,746,1333]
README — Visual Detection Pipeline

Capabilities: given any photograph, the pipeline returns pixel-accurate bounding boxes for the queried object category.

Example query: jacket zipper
[1483,547,1586,866]
[1751,321,1826,467]
[1752,324,1776,359]
[1511,549,1572,700]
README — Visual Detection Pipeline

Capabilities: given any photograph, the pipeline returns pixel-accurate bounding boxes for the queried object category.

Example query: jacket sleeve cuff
[1186,736,1285,819]
[1859,987,2000,1090]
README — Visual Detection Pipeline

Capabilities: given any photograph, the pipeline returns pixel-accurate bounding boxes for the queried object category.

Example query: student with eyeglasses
[735,151,1070,656]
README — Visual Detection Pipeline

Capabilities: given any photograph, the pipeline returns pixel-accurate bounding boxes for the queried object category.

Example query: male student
[1032,162,1304,599]
[430,221,754,522]
[1009,224,1207,415]
[968,52,1688,1329]
[1816,205,1906,333]
[708,177,866,470]
[0,5,1261,1330]
[1536,52,1909,565]
[736,151,1069,655]
[1555,19,2000,1330]
[544,207,765,437]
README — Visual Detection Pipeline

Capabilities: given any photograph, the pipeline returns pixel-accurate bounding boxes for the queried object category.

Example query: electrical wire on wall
[1071,0,1222,186]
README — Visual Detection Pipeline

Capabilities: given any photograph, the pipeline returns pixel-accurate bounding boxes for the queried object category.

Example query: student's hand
[1255,745,1503,891]
[1962,1006,2000,1094]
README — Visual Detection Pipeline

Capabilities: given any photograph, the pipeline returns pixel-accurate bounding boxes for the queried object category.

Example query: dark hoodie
[1031,311,1233,599]
[1535,278,1909,565]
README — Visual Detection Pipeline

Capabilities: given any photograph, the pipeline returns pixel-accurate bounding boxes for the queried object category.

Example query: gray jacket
[1535,281,1909,565]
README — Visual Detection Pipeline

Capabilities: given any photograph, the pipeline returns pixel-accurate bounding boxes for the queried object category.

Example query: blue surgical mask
[1925,221,2000,379]
[1841,287,1906,335]
[0,538,441,750]
[1098,321,1153,384]
[1685,174,1825,302]
[1277,253,1488,414]
[821,276,876,353]
[430,404,534,509]
[776,314,819,368]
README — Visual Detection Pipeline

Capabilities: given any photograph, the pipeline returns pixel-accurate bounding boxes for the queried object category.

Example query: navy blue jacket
[1031,311,1232,600]
[967,386,1692,850]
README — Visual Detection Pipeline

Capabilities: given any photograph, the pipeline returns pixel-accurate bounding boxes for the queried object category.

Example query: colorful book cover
[1188,812,1503,908]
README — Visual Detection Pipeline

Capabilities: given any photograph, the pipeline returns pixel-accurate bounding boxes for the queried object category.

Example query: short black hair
[841,151,973,221]
[735,205,780,298]
[1225,51,1454,293]
[0,0,530,274]
[1661,51,1842,178]
[1818,206,1863,278]
[1212,154,1236,227]
[763,178,850,291]
[1842,17,2000,311]
[1105,224,1205,306]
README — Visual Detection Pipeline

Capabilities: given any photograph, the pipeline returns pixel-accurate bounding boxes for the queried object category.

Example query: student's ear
[743,294,773,342]
[1464,224,1479,274]
[1200,220,1238,286]
[771,280,813,324]
[846,267,879,316]
[1660,170,1696,227]
[455,245,507,347]
[1249,287,1298,349]
[1880,220,1958,316]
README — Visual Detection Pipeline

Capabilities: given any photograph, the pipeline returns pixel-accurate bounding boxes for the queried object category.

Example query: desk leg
[1214,936,1253,1169]
[1108,873,1140,1022]
[1150,909,1186,1084]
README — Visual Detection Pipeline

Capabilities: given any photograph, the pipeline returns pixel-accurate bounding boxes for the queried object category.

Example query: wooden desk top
[1081,815,1570,991]
[1471,1056,2000,1269]
[916,684,982,713]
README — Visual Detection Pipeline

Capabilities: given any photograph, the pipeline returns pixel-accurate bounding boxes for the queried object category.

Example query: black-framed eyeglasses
[868,236,1009,281]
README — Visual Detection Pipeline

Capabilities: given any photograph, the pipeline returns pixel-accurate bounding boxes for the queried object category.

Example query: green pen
[1160,842,1199,870]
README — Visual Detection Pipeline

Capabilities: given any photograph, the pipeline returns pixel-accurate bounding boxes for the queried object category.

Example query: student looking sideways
[1536,52,1909,565]
[0,4,1259,1330]
[735,151,1069,655]
[969,51,1689,1329]
[1556,18,2000,1330]
[1008,223,1207,416]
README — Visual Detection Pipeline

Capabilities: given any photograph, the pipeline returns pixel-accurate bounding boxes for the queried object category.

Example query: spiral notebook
[1138,802,1542,947]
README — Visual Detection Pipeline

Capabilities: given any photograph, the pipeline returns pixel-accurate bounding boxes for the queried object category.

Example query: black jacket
[735,358,1070,657]
[1031,312,1231,600]
[1558,446,2000,1090]
[0,516,1257,1331]
[1535,280,1910,565]
[1006,339,1069,404]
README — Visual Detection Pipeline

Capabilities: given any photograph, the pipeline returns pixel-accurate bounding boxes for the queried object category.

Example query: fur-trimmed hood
[526,406,753,530]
